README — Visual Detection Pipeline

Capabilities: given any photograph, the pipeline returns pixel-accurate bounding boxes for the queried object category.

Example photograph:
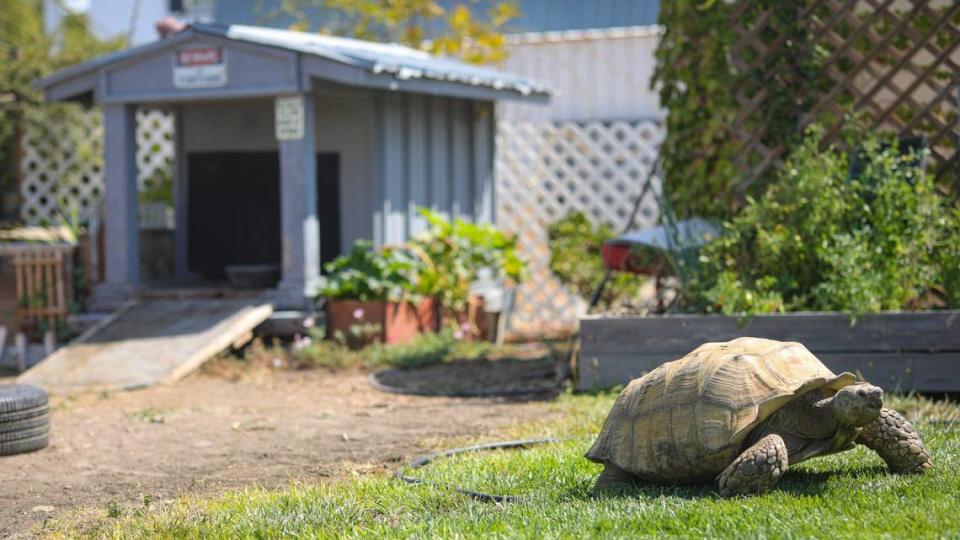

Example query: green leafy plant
[317,241,418,301]
[546,212,647,310]
[408,208,526,312]
[686,126,959,316]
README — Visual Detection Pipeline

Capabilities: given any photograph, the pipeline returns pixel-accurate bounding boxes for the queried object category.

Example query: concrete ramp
[18,299,273,393]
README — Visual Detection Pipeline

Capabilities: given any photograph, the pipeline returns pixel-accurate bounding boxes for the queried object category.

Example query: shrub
[317,241,418,302]
[686,126,959,316]
[547,212,649,311]
[318,210,526,314]
[407,208,526,312]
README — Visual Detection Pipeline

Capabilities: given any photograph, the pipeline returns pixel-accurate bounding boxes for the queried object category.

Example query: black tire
[0,423,48,443]
[0,433,49,456]
[0,413,48,434]
[0,385,48,415]
[0,404,49,424]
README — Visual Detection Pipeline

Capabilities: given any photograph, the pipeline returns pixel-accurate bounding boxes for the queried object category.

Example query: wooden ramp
[18,299,273,394]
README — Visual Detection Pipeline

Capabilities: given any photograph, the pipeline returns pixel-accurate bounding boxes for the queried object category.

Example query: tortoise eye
[856,389,865,397]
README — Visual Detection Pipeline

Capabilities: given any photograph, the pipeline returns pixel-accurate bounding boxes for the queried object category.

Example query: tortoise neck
[762,389,839,441]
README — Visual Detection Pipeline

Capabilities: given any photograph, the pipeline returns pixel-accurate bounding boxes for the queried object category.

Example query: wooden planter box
[326,298,438,347]
[577,311,960,393]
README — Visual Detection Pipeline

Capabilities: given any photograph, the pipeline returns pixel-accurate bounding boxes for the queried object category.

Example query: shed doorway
[185,151,342,284]
[187,152,281,281]
[316,152,341,270]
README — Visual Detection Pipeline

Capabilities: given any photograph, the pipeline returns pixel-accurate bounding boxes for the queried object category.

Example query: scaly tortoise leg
[592,463,636,494]
[857,408,932,474]
[717,434,789,497]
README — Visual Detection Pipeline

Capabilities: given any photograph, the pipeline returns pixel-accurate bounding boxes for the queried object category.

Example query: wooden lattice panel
[20,108,175,226]
[729,0,960,193]
[496,120,664,333]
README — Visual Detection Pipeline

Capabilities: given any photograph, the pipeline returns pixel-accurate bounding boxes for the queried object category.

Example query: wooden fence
[729,0,960,194]
[577,311,960,392]
[1,244,76,331]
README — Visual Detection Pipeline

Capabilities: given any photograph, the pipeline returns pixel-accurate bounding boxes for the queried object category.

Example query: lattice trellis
[729,0,960,193]
[496,120,664,333]
[20,107,175,226]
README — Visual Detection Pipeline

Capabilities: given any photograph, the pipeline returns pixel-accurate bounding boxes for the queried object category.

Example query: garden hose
[394,437,567,503]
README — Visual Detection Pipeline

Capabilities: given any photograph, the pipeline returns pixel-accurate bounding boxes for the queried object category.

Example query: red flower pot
[326,297,438,347]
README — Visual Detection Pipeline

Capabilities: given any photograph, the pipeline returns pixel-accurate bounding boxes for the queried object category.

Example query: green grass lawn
[45,393,960,539]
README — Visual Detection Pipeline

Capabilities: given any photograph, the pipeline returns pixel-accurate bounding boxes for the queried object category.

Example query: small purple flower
[460,322,471,332]
[302,316,315,328]
[353,308,365,320]
[271,358,283,368]
[453,330,465,340]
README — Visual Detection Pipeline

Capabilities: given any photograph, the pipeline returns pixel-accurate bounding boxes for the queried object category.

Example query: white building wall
[498,26,664,122]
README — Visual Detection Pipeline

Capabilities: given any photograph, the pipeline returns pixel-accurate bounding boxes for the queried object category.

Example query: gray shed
[36,23,548,309]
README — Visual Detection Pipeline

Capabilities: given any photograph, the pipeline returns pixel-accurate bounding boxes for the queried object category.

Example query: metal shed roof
[36,23,550,102]
[215,24,549,95]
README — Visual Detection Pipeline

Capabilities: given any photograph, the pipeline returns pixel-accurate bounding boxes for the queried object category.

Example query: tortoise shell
[585,337,856,483]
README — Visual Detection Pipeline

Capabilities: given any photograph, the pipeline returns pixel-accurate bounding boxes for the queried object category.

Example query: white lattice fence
[496,119,664,333]
[20,107,175,227]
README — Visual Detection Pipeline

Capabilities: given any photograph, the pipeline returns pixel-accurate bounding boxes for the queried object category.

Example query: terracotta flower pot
[326,297,438,347]
[325,299,386,348]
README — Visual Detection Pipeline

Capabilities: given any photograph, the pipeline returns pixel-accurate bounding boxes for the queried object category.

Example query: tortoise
[586,337,932,496]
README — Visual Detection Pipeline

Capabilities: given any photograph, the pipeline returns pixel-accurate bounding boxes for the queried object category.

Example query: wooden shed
[35,23,549,309]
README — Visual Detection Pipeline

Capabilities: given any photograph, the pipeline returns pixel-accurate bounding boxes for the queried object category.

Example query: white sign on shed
[173,47,227,89]
[274,96,305,140]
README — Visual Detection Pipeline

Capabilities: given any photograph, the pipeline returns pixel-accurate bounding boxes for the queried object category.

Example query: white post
[274,94,320,308]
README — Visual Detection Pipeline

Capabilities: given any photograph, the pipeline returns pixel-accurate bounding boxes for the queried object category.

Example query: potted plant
[318,242,436,347]
[408,209,527,341]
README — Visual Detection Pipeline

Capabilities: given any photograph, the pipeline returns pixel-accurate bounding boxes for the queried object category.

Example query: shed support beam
[91,103,139,310]
[275,94,320,309]
[173,105,189,282]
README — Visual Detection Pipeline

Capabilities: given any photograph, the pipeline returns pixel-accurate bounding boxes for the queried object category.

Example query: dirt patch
[0,368,552,538]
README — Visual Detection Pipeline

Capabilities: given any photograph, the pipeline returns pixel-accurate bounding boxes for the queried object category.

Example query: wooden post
[275,94,320,308]
[91,103,139,310]
[43,330,56,356]
[14,331,26,373]
[173,105,189,282]
[0,326,7,367]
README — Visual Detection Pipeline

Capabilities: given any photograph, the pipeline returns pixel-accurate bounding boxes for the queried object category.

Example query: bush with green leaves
[685,126,960,316]
[547,212,648,310]
[318,210,526,313]
[317,241,418,302]
[408,208,526,311]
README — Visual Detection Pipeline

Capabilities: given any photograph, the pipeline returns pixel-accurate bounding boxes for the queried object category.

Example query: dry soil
[0,367,551,538]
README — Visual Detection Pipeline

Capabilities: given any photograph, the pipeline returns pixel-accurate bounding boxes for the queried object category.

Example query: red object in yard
[602,242,663,276]
[325,298,438,347]
[602,242,632,272]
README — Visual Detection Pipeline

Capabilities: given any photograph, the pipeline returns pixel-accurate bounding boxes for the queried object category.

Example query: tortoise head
[832,383,884,427]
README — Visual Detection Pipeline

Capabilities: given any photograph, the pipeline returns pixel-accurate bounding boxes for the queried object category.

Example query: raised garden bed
[576,311,960,393]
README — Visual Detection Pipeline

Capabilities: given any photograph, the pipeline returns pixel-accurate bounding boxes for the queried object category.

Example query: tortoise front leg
[717,434,789,496]
[857,408,932,474]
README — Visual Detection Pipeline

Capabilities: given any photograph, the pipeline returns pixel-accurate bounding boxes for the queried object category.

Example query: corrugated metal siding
[374,93,495,246]
[498,29,664,122]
